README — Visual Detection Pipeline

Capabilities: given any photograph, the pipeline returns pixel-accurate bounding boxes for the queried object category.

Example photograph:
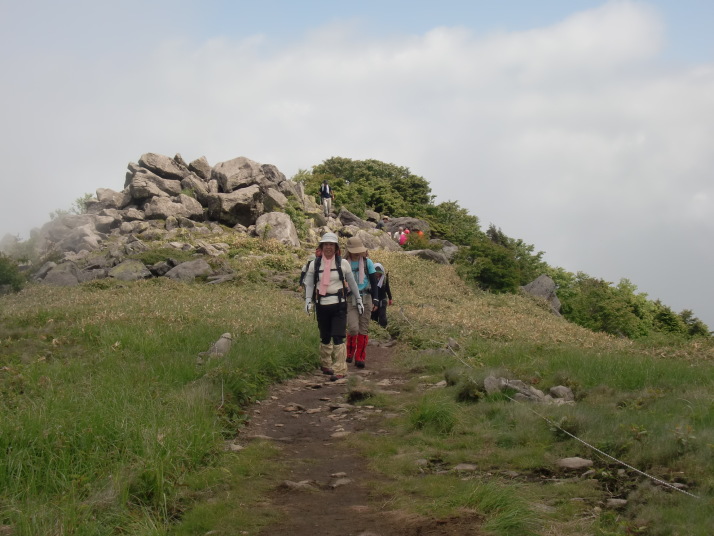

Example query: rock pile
[0,151,557,297]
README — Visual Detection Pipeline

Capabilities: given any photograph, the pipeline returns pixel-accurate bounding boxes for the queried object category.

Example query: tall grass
[0,279,315,534]
[2,246,714,534]
[354,251,714,534]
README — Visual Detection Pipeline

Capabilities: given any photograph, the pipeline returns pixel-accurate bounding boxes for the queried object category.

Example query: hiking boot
[329,374,346,381]
[355,361,365,369]
[345,357,353,363]
[320,366,334,375]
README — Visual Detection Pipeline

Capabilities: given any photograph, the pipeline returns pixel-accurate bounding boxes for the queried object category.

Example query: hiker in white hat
[304,232,363,381]
[344,236,380,369]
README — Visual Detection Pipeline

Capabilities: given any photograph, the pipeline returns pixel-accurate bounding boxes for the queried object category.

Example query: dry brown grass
[368,250,714,361]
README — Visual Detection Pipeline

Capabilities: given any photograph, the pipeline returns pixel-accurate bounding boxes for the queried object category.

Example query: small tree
[49,192,93,220]
[0,253,24,292]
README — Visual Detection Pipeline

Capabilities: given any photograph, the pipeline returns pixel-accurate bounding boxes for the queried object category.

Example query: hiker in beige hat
[344,236,379,368]
[304,233,363,381]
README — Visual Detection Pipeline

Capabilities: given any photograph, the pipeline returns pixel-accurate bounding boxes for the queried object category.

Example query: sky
[1,0,712,329]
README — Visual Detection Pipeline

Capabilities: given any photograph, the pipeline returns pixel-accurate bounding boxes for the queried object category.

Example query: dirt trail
[241,343,483,536]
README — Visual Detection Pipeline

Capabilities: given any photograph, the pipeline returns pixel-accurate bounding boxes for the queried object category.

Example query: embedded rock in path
[555,457,593,470]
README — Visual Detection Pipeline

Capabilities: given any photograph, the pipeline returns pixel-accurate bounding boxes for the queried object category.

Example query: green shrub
[0,253,24,292]
[408,394,457,435]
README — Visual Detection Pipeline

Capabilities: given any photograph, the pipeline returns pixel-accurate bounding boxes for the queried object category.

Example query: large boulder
[263,188,289,212]
[385,217,430,236]
[521,274,561,315]
[205,185,263,227]
[254,212,300,247]
[212,157,265,193]
[129,169,182,200]
[188,156,212,181]
[404,249,449,264]
[337,207,375,230]
[108,260,152,281]
[165,259,213,281]
[144,194,204,221]
[429,239,459,261]
[138,153,190,181]
[42,262,80,286]
[343,229,401,252]
[94,188,131,210]
[180,174,213,205]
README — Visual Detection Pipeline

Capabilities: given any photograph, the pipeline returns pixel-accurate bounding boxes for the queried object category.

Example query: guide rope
[396,307,700,499]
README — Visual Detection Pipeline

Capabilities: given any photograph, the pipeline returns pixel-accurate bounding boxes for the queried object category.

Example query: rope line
[395,307,700,499]
[502,389,700,499]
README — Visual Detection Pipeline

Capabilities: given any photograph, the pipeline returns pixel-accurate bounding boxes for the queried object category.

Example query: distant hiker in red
[398,228,409,246]
[304,233,363,381]
[344,236,379,368]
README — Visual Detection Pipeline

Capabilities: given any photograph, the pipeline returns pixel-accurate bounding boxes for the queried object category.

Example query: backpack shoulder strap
[335,255,345,282]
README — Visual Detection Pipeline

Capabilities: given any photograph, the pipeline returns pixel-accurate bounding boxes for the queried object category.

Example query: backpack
[312,255,346,304]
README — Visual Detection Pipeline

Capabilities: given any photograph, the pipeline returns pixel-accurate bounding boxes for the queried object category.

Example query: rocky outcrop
[18,151,467,287]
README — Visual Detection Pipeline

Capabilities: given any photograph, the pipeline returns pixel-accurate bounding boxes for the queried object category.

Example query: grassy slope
[1,241,713,535]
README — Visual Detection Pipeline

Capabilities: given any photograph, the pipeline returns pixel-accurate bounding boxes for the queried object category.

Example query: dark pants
[316,302,347,345]
[370,299,388,327]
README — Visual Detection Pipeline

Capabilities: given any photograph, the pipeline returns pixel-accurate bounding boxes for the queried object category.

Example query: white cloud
[1,1,713,326]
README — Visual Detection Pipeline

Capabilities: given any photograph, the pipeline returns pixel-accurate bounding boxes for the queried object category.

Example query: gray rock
[549,385,575,401]
[404,249,449,264]
[108,260,152,281]
[263,188,289,212]
[129,169,182,200]
[43,262,80,286]
[521,274,562,315]
[254,212,300,247]
[96,188,130,209]
[384,217,430,236]
[188,156,212,180]
[212,156,264,192]
[144,194,203,221]
[337,207,374,230]
[199,333,232,357]
[429,239,459,261]
[165,259,213,281]
[556,457,593,470]
[205,184,263,227]
[180,174,212,205]
[139,152,190,181]
[483,375,505,395]
[453,463,478,472]
[121,207,145,221]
